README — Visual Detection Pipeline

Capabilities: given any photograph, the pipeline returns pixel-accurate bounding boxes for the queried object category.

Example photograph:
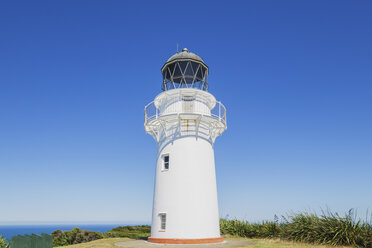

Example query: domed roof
[162,48,207,72]
[166,48,205,63]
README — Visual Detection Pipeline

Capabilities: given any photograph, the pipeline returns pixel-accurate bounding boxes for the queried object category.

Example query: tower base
[147,237,224,244]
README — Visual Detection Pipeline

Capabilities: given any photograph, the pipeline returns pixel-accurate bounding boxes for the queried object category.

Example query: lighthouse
[144,48,227,244]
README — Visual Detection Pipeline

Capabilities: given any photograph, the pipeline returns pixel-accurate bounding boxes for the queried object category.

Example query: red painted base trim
[148,237,224,244]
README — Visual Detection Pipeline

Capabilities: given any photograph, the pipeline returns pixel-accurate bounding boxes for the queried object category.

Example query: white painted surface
[155,89,216,116]
[144,88,226,240]
[151,137,220,239]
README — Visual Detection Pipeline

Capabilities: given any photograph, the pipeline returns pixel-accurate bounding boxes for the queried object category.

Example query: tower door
[182,95,194,113]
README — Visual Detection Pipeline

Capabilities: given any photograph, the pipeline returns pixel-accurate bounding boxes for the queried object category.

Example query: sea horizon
[0,222,150,226]
[0,222,150,241]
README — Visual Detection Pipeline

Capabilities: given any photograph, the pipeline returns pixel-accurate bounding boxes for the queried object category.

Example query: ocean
[0,224,137,241]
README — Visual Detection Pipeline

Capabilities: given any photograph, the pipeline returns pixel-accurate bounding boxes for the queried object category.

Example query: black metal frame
[161,59,209,91]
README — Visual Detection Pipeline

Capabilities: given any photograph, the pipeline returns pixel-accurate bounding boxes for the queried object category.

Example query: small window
[182,95,195,101]
[159,213,166,231]
[163,154,169,170]
[182,95,194,113]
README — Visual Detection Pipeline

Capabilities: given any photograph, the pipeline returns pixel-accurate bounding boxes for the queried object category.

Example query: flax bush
[220,209,372,247]
[0,235,9,248]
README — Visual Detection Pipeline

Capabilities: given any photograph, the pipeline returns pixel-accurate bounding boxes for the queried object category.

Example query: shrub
[51,225,150,246]
[0,235,9,248]
[281,210,372,247]
[51,228,104,247]
[220,209,372,248]
[104,225,150,239]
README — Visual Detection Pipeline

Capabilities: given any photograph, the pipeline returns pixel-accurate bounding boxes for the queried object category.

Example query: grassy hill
[51,209,371,247]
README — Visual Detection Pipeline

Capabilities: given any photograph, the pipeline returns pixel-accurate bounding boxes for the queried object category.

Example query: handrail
[144,99,226,126]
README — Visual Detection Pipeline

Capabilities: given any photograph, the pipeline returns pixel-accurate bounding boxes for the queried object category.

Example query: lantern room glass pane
[196,66,204,80]
[191,62,199,74]
[178,61,187,73]
[173,63,182,78]
[185,62,194,77]
[162,60,208,91]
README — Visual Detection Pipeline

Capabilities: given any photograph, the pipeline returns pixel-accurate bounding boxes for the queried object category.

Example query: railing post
[218,102,221,121]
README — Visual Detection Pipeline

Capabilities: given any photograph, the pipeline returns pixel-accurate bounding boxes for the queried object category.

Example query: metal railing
[144,99,226,126]
[211,100,227,125]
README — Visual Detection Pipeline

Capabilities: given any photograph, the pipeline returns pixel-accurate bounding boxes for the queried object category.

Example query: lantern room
[161,48,208,91]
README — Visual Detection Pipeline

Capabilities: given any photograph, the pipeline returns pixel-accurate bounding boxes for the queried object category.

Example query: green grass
[248,238,350,248]
[51,209,372,247]
[55,238,131,248]
[55,237,351,248]
[221,210,372,247]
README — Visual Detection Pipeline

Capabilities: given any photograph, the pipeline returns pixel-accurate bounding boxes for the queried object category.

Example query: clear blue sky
[0,1,371,224]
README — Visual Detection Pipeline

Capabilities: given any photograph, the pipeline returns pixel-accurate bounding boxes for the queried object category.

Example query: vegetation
[51,209,371,247]
[104,225,150,239]
[55,237,351,248]
[230,237,351,248]
[54,238,131,248]
[51,225,150,247]
[52,228,104,247]
[220,209,372,248]
[0,235,9,248]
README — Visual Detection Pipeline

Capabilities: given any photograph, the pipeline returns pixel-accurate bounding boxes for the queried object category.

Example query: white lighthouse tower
[144,48,227,244]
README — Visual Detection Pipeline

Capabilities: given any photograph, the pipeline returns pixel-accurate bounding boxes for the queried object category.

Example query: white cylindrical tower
[144,48,227,244]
